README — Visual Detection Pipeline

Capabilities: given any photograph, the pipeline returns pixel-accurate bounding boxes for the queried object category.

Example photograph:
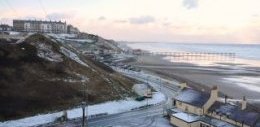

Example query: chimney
[241,96,247,110]
[224,95,228,104]
[210,86,219,101]
[204,86,219,112]
[180,82,187,90]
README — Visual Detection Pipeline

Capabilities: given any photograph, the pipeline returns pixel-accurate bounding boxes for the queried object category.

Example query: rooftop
[174,88,210,107]
[209,101,260,127]
[172,112,237,127]
[13,19,66,24]
[172,112,200,123]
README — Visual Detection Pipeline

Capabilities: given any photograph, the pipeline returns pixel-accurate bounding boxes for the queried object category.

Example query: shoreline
[127,55,260,103]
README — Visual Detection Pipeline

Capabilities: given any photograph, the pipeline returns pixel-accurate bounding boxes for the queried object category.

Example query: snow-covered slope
[0,33,136,122]
[60,47,88,67]
[36,43,63,62]
[0,92,165,127]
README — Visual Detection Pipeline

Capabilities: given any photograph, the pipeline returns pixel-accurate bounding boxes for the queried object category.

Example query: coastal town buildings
[0,24,12,31]
[13,20,67,33]
[67,24,80,34]
[169,84,260,127]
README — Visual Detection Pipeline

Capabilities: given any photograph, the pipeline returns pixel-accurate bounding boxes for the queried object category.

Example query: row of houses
[0,19,80,34]
[0,24,12,31]
[169,84,260,127]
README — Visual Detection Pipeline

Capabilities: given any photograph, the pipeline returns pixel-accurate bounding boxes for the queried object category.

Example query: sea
[126,42,260,67]
[125,42,260,95]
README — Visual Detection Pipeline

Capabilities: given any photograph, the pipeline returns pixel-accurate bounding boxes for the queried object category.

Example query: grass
[0,34,136,121]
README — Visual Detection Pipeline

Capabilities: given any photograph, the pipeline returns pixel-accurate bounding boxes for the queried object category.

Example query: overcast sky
[1,0,260,43]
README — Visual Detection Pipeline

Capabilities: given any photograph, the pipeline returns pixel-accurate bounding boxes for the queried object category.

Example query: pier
[132,51,236,61]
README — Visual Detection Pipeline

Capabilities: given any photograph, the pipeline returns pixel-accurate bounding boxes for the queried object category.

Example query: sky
[0,0,260,44]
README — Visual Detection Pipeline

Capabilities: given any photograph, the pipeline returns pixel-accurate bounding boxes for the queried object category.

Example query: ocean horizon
[126,42,260,61]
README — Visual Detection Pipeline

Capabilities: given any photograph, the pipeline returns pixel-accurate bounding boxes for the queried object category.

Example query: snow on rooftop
[132,84,149,96]
[172,112,237,127]
[0,92,165,127]
[172,112,200,123]
[60,47,89,67]
[8,31,21,35]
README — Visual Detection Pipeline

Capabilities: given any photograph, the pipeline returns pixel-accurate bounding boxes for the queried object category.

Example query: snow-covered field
[0,92,165,127]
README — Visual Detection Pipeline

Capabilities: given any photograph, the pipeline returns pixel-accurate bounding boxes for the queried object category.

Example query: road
[40,68,180,127]
[88,68,180,127]
[116,68,180,107]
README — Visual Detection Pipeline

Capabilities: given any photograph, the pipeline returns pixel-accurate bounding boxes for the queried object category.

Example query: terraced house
[0,24,12,31]
[170,85,260,127]
[13,19,67,33]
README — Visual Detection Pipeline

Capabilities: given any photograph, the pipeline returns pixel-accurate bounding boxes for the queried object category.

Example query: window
[194,108,196,113]
[200,123,210,127]
[185,106,188,112]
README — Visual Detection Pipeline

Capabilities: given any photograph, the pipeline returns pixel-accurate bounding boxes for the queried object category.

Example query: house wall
[170,116,202,127]
[0,26,12,31]
[13,20,67,33]
[203,88,218,113]
[67,25,79,34]
[199,122,215,127]
[170,116,196,127]
[175,100,203,115]
[207,112,250,127]
[13,20,25,31]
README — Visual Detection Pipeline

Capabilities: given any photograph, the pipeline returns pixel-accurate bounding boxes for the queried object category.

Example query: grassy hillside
[0,34,136,121]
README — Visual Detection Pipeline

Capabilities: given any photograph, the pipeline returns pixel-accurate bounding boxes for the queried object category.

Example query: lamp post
[82,101,86,127]
[81,81,87,127]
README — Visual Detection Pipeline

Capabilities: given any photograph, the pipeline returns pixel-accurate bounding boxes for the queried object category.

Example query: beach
[127,54,260,108]
[121,43,260,110]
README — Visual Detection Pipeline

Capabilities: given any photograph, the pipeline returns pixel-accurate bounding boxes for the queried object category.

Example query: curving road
[39,68,180,127]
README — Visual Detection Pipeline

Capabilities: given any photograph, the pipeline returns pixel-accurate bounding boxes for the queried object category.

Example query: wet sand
[128,55,260,106]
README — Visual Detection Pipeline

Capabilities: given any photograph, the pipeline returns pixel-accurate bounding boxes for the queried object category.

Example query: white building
[13,20,67,33]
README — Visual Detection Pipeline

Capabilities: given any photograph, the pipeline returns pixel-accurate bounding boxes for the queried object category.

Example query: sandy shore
[127,55,260,109]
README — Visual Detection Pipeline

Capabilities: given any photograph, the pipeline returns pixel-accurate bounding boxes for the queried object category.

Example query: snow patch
[60,47,88,67]
[133,84,149,96]
[65,38,94,43]
[8,31,21,35]
[37,43,63,62]
[68,92,165,118]
[0,92,165,127]
[47,33,77,39]
[0,112,63,127]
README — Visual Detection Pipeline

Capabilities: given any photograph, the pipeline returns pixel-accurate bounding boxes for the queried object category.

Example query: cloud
[98,16,106,21]
[182,0,199,9]
[46,12,75,21]
[114,20,128,23]
[0,18,13,25]
[129,16,155,24]
[163,22,171,27]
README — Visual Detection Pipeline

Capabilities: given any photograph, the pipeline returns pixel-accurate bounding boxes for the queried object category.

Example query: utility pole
[159,78,162,91]
[146,76,149,107]
[86,80,88,127]
[82,81,87,127]
[82,101,86,127]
